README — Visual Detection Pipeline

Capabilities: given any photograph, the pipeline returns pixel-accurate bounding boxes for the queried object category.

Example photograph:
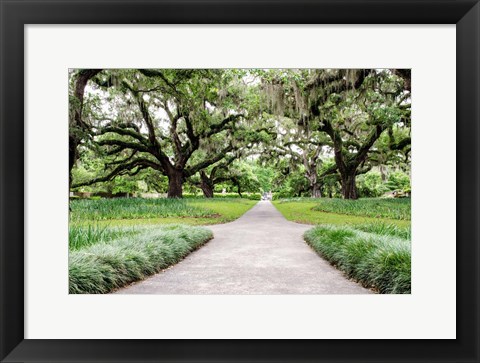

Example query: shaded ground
[116,201,371,294]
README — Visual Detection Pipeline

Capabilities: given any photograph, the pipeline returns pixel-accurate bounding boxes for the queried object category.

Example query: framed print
[1,0,479,362]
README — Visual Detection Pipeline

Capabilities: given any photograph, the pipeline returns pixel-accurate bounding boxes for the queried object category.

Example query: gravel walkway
[116,201,371,294]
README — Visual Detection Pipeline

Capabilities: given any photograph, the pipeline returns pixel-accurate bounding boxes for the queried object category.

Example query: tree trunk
[199,172,214,198]
[200,184,214,198]
[306,170,321,198]
[311,183,322,198]
[69,135,78,189]
[200,180,213,198]
[379,165,387,182]
[167,170,183,198]
[341,173,358,199]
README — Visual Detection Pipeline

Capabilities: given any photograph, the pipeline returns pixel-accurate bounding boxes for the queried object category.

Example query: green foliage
[71,69,410,201]
[72,69,279,198]
[304,225,411,294]
[260,69,410,199]
[385,171,411,192]
[70,197,257,226]
[356,171,387,197]
[272,167,310,198]
[272,199,410,228]
[252,164,275,192]
[72,149,158,194]
[353,223,411,240]
[373,126,411,171]
[69,225,213,293]
[71,149,104,192]
[70,198,215,221]
[188,198,258,219]
[311,198,411,220]
[186,192,262,200]
[247,193,261,200]
[110,176,140,194]
[230,162,262,193]
[69,224,139,250]
[140,170,169,193]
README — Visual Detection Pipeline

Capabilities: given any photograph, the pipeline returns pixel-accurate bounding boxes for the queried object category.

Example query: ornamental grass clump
[69,224,213,294]
[304,225,411,294]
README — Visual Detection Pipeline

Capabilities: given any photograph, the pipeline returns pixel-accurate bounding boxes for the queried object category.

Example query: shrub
[385,171,411,192]
[69,225,213,293]
[304,225,411,294]
[245,193,261,200]
[356,171,388,198]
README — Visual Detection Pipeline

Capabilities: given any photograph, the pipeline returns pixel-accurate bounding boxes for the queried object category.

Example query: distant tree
[189,155,238,198]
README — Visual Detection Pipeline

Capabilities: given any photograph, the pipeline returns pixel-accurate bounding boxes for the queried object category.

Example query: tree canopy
[70,68,411,199]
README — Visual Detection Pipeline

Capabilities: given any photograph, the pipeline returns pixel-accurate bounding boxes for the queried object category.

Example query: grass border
[304,225,411,294]
[69,225,213,294]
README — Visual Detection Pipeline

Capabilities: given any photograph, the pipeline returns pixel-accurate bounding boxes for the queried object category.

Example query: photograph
[68,68,411,295]
[2,0,479,359]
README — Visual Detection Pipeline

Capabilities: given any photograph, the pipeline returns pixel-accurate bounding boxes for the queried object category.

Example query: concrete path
[116,201,371,294]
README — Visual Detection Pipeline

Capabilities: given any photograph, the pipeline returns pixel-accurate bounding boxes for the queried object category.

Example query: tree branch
[72,158,161,188]
[185,144,235,177]
[202,114,243,138]
[390,137,411,151]
[96,125,150,147]
[97,139,150,154]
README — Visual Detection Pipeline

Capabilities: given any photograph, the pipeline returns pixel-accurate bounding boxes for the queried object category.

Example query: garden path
[116,201,371,294]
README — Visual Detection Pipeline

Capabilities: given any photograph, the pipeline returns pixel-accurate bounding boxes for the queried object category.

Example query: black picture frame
[1,1,478,362]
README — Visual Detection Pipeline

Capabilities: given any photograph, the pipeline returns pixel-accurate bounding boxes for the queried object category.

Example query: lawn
[310,197,410,220]
[272,199,410,228]
[70,197,257,226]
